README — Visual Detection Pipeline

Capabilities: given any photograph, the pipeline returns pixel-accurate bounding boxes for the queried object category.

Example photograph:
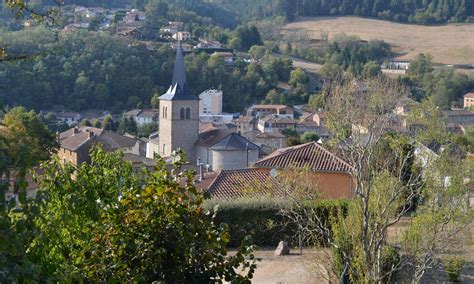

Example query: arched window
[162,144,166,154]
[180,107,185,120]
[165,107,168,119]
[185,107,191,120]
[162,106,166,118]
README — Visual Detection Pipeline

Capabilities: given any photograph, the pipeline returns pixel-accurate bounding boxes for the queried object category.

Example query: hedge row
[203,198,350,248]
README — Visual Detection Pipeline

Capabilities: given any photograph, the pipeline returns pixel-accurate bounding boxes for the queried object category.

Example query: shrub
[381,245,401,283]
[444,256,465,282]
[204,198,349,247]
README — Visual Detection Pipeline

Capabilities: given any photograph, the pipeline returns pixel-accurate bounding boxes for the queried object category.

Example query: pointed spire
[172,41,187,87]
[159,41,196,101]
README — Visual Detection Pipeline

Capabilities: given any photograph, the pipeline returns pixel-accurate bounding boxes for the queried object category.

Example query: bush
[381,245,401,283]
[204,198,349,247]
[444,256,465,282]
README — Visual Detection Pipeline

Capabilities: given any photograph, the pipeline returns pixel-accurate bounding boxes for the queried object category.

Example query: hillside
[283,17,474,64]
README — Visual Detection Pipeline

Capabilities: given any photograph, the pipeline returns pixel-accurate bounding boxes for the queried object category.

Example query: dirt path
[241,248,330,284]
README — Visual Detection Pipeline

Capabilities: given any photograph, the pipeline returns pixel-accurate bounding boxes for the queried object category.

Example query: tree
[0,106,59,282]
[1,107,59,165]
[101,115,114,131]
[31,147,257,281]
[301,132,320,143]
[249,45,268,61]
[408,54,433,82]
[280,76,472,283]
[362,60,382,78]
[151,93,160,109]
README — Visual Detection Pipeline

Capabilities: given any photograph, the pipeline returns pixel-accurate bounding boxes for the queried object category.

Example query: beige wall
[158,99,200,163]
[199,90,222,115]
[308,172,353,199]
[464,97,474,108]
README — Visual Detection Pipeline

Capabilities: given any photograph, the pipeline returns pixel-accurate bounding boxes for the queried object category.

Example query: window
[162,144,166,154]
[180,107,185,120]
[186,107,191,119]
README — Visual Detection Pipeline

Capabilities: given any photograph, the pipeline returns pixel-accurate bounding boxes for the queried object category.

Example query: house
[381,61,410,75]
[203,168,291,199]
[162,25,179,35]
[172,31,191,41]
[58,126,140,166]
[168,21,184,29]
[116,26,142,38]
[122,153,156,171]
[123,9,145,23]
[247,104,294,119]
[254,141,354,199]
[442,109,474,126]
[233,116,257,134]
[157,42,260,170]
[124,109,159,126]
[464,92,474,109]
[255,132,288,151]
[196,124,259,171]
[257,116,296,133]
[199,89,223,115]
[2,168,41,201]
[199,141,354,200]
[57,112,82,126]
[146,132,159,159]
[211,51,235,65]
[198,89,234,123]
[196,39,222,49]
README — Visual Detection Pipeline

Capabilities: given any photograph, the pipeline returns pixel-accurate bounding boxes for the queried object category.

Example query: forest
[0,27,294,112]
[214,0,474,24]
[11,0,474,26]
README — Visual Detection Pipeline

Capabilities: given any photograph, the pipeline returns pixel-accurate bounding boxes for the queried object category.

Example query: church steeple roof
[160,41,197,101]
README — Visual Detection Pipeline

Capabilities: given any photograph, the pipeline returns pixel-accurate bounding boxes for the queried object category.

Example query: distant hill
[210,0,473,24]
[283,17,474,64]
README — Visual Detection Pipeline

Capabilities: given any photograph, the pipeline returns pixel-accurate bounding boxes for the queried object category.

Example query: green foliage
[381,246,401,283]
[1,106,59,166]
[0,107,59,282]
[204,198,349,247]
[29,147,256,281]
[137,122,158,137]
[301,132,319,143]
[213,0,474,24]
[407,54,473,109]
[118,116,138,135]
[444,256,465,282]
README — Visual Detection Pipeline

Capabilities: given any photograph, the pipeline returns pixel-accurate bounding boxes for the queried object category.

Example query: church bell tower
[158,42,199,162]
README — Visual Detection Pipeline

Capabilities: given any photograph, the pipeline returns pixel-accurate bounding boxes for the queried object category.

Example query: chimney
[197,157,203,182]
[199,163,204,182]
[72,127,79,135]
[86,130,94,139]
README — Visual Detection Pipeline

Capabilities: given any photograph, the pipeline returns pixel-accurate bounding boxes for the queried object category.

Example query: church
[157,43,260,171]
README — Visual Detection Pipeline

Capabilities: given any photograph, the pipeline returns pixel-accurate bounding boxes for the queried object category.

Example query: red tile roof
[254,142,352,173]
[464,92,474,99]
[206,168,290,199]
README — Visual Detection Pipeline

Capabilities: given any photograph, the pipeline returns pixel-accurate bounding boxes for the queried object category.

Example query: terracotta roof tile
[255,142,352,173]
[206,168,290,199]
[464,92,474,99]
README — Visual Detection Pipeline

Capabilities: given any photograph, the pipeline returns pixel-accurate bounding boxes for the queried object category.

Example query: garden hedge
[203,198,350,248]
